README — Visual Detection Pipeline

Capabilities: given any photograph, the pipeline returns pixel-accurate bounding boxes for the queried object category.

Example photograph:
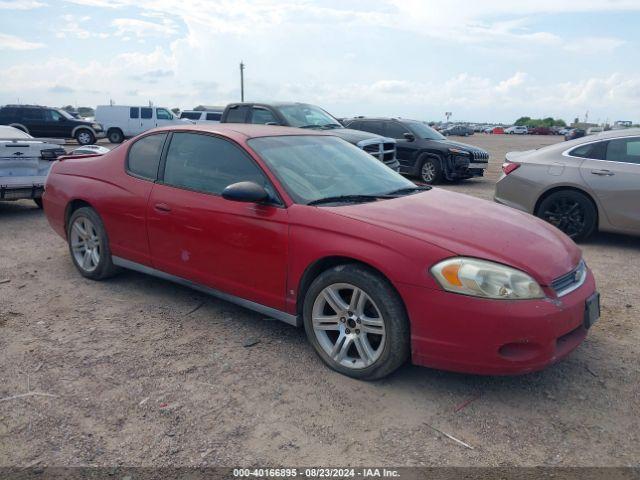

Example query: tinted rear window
[225,106,249,123]
[569,141,607,160]
[205,112,221,121]
[127,133,167,180]
[141,107,152,119]
[180,112,202,120]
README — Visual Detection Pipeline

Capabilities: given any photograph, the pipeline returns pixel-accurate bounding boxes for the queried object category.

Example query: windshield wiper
[384,186,431,196]
[298,123,343,130]
[307,194,393,206]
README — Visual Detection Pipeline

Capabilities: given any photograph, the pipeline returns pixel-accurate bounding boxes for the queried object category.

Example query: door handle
[154,202,171,213]
[591,169,614,176]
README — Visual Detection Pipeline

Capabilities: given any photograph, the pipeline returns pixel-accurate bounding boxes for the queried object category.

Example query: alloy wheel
[77,131,93,145]
[70,216,101,272]
[311,283,386,369]
[541,197,586,238]
[421,161,436,183]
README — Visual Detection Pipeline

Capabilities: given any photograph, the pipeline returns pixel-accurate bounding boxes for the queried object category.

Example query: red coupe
[43,124,599,379]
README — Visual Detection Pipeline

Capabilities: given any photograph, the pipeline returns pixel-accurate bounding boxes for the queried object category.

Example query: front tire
[67,207,118,280]
[75,129,95,145]
[33,198,43,209]
[418,155,443,184]
[303,264,410,380]
[536,190,597,241]
[107,128,124,144]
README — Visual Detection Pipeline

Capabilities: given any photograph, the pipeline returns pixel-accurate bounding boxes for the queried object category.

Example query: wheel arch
[71,125,97,138]
[295,256,407,319]
[64,199,95,236]
[534,185,600,226]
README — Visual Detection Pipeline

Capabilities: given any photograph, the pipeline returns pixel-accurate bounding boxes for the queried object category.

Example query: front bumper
[399,269,597,375]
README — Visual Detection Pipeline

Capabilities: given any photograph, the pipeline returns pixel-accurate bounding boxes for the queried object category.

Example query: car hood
[329,128,392,144]
[430,139,489,157]
[326,188,581,284]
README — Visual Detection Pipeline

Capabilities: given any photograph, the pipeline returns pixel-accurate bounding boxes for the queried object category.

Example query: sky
[0,0,639,124]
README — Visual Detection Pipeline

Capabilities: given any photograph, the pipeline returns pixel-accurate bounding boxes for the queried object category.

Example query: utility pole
[240,61,245,102]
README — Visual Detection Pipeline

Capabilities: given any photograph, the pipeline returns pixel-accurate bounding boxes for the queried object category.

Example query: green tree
[514,116,531,126]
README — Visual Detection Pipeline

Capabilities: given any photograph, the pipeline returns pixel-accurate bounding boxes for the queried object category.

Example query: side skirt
[112,256,301,327]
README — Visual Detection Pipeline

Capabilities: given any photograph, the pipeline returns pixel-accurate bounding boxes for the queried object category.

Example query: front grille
[552,260,587,296]
[357,138,397,164]
[362,144,378,154]
[470,150,489,161]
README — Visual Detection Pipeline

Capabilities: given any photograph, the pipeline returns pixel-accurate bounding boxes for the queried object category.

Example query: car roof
[148,123,332,140]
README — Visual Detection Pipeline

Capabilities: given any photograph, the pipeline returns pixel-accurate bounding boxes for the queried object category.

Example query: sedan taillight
[502,162,521,175]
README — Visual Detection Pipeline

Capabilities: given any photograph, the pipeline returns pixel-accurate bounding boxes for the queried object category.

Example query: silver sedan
[494,129,640,240]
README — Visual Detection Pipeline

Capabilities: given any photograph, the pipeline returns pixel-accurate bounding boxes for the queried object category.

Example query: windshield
[56,109,75,120]
[405,121,445,140]
[276,104,341,129]
[248,135,415,205]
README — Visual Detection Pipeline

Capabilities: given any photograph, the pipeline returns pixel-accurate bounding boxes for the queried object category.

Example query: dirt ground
[1,134,638,468]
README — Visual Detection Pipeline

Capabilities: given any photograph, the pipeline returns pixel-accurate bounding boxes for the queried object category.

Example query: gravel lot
[1,134,638,468]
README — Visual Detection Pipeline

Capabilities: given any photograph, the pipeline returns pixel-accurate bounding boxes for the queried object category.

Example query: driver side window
[162,133,270,196]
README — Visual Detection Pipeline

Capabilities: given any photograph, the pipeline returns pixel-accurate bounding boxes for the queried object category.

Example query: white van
[95,105,187,143]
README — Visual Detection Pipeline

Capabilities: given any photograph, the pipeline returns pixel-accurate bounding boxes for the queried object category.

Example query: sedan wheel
[303,264,409,380]
[67,207,118,280]
[537,190,597,241]
[312,283,386,369]
[70,216,101,273]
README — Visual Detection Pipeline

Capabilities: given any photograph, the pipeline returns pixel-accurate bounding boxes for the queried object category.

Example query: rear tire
[303,264,410,380]
[75,129,95,145]
[418,155,443,184]
[536,190,597,241]
[67,207,118,280]
[107,129,124,144]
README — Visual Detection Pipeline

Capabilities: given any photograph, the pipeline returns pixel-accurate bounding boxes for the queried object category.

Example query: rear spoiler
[57,153,103,162]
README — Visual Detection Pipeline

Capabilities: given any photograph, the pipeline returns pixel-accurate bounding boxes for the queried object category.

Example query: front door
[146,131,289,310]
[580,136,640,231]
[155,108,176,128]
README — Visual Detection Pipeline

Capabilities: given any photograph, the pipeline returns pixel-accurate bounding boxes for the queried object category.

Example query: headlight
[448,147,469,155]
[431,257,544,300]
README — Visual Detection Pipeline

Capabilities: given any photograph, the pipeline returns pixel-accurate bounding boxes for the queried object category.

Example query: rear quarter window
[126,133,167,180]
[569,141,607,160]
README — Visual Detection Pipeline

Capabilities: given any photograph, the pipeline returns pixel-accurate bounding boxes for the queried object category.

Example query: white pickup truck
[0,125,66,208]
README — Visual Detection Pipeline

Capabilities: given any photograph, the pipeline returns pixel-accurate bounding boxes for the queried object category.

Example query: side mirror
[222,181,270,203]
[403,132,415,141]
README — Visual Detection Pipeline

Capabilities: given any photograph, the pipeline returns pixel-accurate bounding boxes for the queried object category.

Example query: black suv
[344,117,489,184]
[220,102,399,171]
[0,105,104,145]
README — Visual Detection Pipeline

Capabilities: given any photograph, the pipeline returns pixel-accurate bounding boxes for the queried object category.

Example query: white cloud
[0,33,44,50]
[0,0,45,9]
[111,17,178,38]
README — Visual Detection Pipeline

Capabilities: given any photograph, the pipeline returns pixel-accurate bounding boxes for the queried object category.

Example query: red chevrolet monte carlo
[43,124,600,380]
